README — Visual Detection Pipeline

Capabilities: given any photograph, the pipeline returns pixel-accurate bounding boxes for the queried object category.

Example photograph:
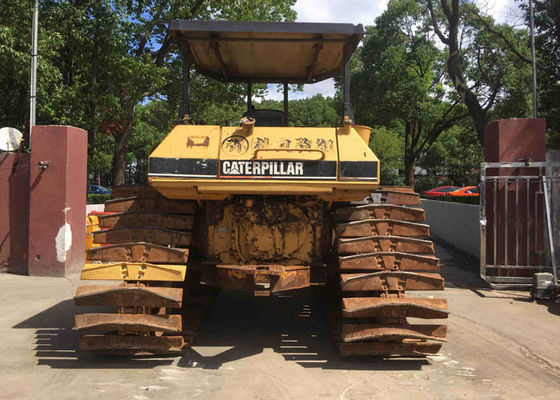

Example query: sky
[264,0,524,101]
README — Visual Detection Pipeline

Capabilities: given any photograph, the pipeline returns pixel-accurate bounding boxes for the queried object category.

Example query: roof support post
[247,82,252,113]
[283,82,289,127]
[343,58,354,124]
[179,50,190,122]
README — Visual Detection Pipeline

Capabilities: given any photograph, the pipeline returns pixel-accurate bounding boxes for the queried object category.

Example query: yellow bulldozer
[75,20,448,357]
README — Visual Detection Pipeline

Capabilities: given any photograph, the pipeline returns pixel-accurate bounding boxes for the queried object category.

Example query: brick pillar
[27,125,87,276]
[484,119,546,163]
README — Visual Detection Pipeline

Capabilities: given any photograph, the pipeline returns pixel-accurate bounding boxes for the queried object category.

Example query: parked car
[88,184,111,195]
[448,186,479,197]
[422,186,461,197]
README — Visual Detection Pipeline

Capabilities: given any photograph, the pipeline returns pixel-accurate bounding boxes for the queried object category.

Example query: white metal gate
[479,161,560,288]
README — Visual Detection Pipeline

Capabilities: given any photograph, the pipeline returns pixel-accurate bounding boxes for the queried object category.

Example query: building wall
[0,152,30,273]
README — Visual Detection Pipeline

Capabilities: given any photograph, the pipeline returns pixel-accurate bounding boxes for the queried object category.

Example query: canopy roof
[169,20,363,84]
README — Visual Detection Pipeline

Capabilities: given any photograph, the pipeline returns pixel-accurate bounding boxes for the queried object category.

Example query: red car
[448,186,479,197]
[422,186,461,197]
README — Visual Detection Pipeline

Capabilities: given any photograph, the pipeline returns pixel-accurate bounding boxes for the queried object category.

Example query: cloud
[264,80,336,102]
[293,0,389,26]
[479,0,524,25]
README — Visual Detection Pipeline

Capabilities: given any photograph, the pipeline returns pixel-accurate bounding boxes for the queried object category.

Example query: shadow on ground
[13,299,178,369]
[15,241,553,371]
[432,241,560,307]
[178,288,430,371]
[13,289,429,371]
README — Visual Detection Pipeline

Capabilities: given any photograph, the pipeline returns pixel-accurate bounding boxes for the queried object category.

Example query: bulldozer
[75,20,448,357]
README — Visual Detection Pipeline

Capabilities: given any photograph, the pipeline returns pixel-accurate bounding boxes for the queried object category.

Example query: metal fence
[480,161,560,289]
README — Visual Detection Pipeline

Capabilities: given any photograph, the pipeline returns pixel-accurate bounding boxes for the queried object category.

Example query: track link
[330,186,448,357]
[75,185,214,355]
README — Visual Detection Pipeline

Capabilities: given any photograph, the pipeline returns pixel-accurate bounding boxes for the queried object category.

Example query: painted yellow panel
[81,262,186,282]
[219,126,337,161]
[148,124,380,201]
[150,124,221,160]
[336,126,380,181]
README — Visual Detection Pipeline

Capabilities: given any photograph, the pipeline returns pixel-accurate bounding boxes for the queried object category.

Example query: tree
[425,0,532,143]
[352,0,467,185]
[0,1,63,138]
[0,1,297,186]
[526,0,560,148]
[103,0,297,185]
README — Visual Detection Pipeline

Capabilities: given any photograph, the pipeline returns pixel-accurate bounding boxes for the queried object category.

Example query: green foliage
[525,0,560,148]
[418,124,483,187]
[414,175,442,195]
[369,127,404,185]
[126,101,175,183]
[0,0,552,190]
[257,94,340,127]
[87,194,111,204]
[422,194,480,205]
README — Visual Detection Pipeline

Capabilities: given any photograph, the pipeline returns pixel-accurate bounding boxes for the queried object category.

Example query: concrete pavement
[1,243,560,400]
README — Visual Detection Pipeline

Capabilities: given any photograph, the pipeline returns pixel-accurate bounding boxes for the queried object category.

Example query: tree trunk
[404,153,416,187]
[111,131,127,186]
[427,0,488,145]
[404,120,417,187]
[111,105,134,186]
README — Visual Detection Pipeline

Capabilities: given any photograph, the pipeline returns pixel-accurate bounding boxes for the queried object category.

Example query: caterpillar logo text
[219,160,337,180]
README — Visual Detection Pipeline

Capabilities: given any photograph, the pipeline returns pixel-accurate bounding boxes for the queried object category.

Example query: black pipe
[247,82,252,113]
[179,51,190,121]
[283,82,289,126]
[343,59,354,123]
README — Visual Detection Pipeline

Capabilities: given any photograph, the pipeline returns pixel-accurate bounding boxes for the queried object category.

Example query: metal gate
[480,161,560,288]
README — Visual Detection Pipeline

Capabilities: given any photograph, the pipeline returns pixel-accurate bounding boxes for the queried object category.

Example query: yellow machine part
[205,197,325,265]
[81,262,187,282]
[85,214,101,254]
[148,124,379,201]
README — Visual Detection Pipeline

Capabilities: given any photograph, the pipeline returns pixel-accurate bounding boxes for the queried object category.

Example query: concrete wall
[86,204,105,214]
[420,199,480,259]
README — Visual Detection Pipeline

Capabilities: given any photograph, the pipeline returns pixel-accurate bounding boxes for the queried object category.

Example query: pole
[29,0,38,140]
[529,0,538,119]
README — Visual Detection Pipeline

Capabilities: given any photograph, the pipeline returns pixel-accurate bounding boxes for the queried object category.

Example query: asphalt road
[1,243,560,400]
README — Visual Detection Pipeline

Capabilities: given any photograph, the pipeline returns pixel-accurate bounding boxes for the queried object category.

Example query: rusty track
[75,185,215,355]
[330,186,448,357]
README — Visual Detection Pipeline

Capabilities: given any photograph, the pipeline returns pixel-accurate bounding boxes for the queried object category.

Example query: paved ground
[1,243,560,400]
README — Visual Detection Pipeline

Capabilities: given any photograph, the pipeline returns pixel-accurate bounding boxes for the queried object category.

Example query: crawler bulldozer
[75,21,448,357]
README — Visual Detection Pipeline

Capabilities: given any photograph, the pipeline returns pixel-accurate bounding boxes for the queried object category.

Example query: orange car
[448,186,479,197]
